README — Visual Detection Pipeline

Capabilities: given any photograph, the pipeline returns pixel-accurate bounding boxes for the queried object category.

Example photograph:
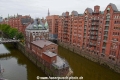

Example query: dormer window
[107,8,110,13]
[107,8,110,10]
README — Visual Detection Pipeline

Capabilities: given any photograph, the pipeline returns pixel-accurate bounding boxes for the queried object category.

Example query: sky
[0,0,120,19]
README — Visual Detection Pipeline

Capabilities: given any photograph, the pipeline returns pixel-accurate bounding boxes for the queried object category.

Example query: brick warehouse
[46,15,59,40]
[25,18,73,76]
[47,3,120,73]
[1,14,31,34]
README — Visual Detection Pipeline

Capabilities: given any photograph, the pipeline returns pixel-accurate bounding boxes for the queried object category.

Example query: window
[102,49,105,53]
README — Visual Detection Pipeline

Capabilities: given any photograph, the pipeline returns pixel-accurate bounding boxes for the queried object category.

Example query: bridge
[0,39,20,44]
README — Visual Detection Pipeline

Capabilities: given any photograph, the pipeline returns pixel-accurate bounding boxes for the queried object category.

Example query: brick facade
[53,3,120,64]
[46,15,59,40]
[1,14,31,34]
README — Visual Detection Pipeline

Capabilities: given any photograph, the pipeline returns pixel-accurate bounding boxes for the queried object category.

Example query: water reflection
[0,44,46,80]
[0,44,10,54]
[58,46,120,80]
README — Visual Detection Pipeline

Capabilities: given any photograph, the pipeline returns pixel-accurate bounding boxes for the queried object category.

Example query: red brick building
[31,40,58,64]
[57,3,120,64]
[46,15,59,40]
[25,18,72,76]
[58,11,84,47]
[1,14,31,34]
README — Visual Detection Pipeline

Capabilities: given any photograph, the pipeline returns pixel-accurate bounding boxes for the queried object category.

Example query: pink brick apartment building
[48,3,120,67]
[46,15,59,40]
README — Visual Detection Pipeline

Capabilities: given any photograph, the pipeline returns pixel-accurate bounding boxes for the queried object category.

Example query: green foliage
[16,32,24,39]
[0,24,24,39]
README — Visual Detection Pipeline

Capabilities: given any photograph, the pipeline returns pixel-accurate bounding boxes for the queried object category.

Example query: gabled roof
[86,8,93,14]
[108,3,118,12]
[31,40,56,48]
[26,18,48,30]
[71,10,78,16]
[62,12,66,16]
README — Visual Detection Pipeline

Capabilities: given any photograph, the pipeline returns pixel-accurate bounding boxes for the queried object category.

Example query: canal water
[58,46,120,80]
[0,44,46,80]
[0,42,120,80]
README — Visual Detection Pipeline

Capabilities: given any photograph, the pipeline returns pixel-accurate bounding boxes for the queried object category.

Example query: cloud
[0,0,120,18]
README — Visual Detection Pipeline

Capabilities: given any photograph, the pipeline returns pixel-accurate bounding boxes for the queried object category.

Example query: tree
[16,32,24,39]
[0,24,24,39]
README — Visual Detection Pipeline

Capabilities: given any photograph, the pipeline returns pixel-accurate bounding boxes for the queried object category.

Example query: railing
[91,22,99,25]
[90,33,98,35]
[91,28,98,30]
[90,37,97,40]
[90,43,96,46]
[104,28,109,31]
[91,18,99,21]
[105,24,109,26]
[0,39,20,44]
[104,34,108,36]
[106,19,110,21]
[103,39,107,42]
[102,46,106,49]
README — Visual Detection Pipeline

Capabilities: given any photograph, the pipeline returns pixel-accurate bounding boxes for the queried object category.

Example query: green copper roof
[26,18,47,30]
[44,21,49,29]
[38,24,42,27]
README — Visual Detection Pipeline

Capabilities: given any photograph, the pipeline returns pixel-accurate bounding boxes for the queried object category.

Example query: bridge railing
[0,39,20,43]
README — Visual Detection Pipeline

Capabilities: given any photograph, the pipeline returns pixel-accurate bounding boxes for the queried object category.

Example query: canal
[58,46,120,80]
[0,42,120,80]
[0,44,46,80]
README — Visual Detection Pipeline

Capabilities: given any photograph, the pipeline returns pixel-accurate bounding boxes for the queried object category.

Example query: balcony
[91,28,98,31]
[104,34,108,36]
[90,33,98,35]
[64,25,68,27]
[64,19,68,21]
[91,22,99,26]
[103,39,107,42]
[63,36,67,39]
[63,32,67,34]
[91,18,99,21]
[105,24,109,26]
[90,42,96,46]
[104,28,109,31]
[106,19,110,21]
[101,53,105,57]
[90,37,97,40]
[102,46,106,49]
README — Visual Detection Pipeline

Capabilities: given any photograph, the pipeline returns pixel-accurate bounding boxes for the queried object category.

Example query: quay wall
[58,41,120,74]
[16,42,63,77]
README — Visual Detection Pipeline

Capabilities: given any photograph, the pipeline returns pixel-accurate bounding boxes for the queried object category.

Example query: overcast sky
[0,0,120,19]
